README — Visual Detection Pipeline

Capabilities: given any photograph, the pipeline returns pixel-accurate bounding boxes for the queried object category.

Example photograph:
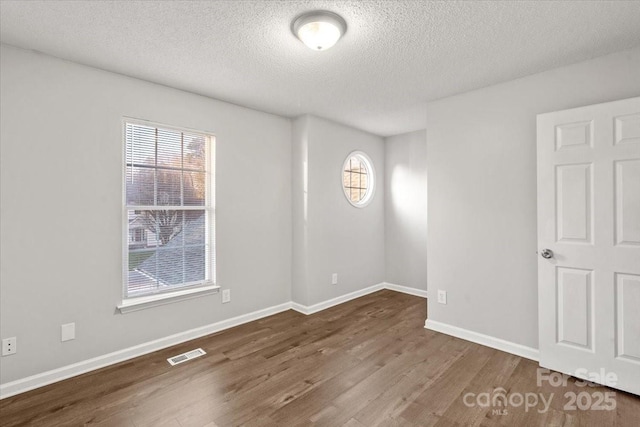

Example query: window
[124,120,215,298]
[130,228,146,244]
[342,151,375,207]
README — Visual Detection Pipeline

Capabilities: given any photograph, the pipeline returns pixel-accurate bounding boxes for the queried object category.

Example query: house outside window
[129,226,146,246]
[124,120,215,298]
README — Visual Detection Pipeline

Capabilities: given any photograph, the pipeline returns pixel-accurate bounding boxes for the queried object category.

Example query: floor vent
[167,348,206,366]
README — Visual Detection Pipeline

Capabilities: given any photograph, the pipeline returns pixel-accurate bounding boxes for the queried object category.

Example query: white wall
[292,115,385,306]
[291,116,309,305]
[426,48,640,349]
[0,45,292,383]
[384,130,428,290]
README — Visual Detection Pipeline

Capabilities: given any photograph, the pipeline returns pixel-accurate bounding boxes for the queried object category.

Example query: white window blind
[124,120,215,298]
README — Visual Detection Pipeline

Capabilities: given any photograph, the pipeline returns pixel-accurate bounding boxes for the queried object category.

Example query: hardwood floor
[1,290,639,426]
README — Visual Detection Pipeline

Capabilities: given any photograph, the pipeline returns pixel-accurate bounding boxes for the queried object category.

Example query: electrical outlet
[437,290,447,305]
[61,323,75,342]
[2,337,17,356]
[331,273,338,285]
[222,289,231,304]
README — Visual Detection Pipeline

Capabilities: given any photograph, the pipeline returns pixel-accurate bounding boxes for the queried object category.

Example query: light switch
[437,290,447,305]
[61,323,75,342]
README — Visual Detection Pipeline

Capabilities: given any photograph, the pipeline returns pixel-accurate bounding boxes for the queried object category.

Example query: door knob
[541,249,554,259]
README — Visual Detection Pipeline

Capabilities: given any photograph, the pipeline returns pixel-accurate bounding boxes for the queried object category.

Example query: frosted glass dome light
[292,11,346,51]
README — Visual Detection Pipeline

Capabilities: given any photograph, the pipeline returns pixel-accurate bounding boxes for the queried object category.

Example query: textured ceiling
[1,1,640,136]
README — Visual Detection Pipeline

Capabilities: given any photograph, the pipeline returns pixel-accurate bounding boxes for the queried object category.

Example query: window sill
[117,285,219,314]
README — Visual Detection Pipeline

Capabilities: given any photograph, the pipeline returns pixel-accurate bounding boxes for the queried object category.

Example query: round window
[342,151,375,207]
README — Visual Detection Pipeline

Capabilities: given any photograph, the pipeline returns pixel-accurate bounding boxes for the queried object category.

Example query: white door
[537,97,640,396]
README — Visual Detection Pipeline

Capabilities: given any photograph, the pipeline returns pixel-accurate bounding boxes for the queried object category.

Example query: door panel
[556,163,593,243]
[616,273,640,362]
[556,267,592,349]
[614,113,640,145]
[537,96,640,396]
[555,121,593,150]
[615,160,640,246]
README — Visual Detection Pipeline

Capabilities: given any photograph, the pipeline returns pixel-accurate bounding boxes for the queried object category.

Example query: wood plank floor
[1,290,639,426]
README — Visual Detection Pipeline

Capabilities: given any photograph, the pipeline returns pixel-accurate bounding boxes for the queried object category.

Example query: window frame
[341,151,375,208]
[120,117,217,309]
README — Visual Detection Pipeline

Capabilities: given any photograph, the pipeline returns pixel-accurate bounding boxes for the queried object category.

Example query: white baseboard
[1,283,428,399]
[289,282,426,315]
[383,282,428,298]
[291,283,385,315]
[0,302,292,399]
[424,319,539,361]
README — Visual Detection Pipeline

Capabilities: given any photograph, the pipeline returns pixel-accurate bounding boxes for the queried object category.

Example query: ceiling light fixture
[292,11,347,51]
